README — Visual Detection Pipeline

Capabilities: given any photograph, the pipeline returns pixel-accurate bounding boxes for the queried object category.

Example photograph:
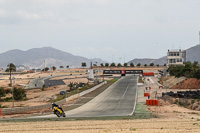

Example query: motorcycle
[52,106,66,117]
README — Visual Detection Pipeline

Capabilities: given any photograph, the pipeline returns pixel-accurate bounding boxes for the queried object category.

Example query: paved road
[44,79,66,87]
[31,75,138,118]
[26,75,73,89]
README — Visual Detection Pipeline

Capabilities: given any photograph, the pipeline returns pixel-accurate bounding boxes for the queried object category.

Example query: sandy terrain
[0,118,200,133]
[1,69,200,132]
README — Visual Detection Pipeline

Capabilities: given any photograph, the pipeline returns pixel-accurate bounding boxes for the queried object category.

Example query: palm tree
[7,63,16,87]
[7,63,16,108]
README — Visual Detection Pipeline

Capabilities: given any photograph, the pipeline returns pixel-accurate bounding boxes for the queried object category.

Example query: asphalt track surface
[32,75,138,118]
[44,79,66,87]
[26,75,76,89]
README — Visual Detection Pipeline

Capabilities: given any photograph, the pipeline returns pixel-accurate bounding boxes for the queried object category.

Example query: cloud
[103,47,117,53]
[16,10,41,20]
[0,0,6,4]
[0,8,6,17]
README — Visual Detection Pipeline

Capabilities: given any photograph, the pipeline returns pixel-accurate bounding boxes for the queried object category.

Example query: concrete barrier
[79,82,106,97]
[1,81,106,115]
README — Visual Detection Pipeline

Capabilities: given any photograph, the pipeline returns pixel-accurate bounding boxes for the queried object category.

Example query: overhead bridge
[103,70,143,76]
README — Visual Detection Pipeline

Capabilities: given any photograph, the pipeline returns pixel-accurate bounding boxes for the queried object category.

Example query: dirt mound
[171,78,200,89]
[160,76,185,88]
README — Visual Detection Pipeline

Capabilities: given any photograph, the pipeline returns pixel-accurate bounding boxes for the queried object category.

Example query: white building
[167,49,186,66]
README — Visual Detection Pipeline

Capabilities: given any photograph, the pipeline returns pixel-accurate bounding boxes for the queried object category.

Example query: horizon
[0,44,198,62]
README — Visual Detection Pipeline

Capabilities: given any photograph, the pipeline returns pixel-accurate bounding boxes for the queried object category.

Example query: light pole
[96,62,98,83]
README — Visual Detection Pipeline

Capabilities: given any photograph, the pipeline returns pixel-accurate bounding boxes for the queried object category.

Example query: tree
[93,64,97,67]
[66,66,69,69]
[6,63,16,87]
[130,63,134,67]
[164,64,167,66]
[52,66,56,71]
[194,69,200,79]
[124,63,128,67]
[117,63,122,67]
[100,63,104,67]
[60,66,64,69]
[82,62,87,68]
[157,64,159,67]
[110,63,116,67]
[137,63,141,67]
[42,67,49,71]
[6,63,16,107]
[150,63,154,67]
[0,87,5,101]
[13,87,26,101]
[191,61,199,77]
[167,62,200,79]
[144,64,147,67]
[105,63,109,67]
[6,63,16,73]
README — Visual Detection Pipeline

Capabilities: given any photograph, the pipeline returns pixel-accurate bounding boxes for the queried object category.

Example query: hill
[128,44,200,65]
[0,47,106,69]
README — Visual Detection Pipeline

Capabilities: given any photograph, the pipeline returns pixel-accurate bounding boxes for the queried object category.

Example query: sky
[0,0,200,63]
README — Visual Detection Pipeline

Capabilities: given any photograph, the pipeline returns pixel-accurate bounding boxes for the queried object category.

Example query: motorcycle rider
[52,103,64,113]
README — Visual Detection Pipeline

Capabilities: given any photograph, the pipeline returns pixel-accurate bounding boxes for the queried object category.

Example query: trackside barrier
[146,99,159,106]
[142,72,154,76]
[144,93,150,97]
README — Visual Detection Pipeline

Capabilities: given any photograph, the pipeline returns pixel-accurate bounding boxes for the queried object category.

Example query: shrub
[13,87,26,101]
[0,87,6,101]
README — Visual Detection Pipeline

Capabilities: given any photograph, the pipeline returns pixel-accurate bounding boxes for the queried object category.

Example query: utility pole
[44,60,46,69]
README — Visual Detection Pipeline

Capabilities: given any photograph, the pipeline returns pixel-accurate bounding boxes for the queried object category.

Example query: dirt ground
[1,97,200,133]
[171,78,200,89]
[0,117,200,133]
[1,70,200,132]
[0,70,110,108]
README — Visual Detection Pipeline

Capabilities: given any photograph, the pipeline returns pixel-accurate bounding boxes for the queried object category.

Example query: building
[167,49,186,66]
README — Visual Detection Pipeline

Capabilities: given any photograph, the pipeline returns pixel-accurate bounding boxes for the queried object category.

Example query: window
[169,59,176,63]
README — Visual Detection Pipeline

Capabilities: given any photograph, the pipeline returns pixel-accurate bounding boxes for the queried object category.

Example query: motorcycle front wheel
[63,113,66,117]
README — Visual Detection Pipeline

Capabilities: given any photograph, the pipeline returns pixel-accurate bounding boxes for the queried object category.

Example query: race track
[31,75,138,118]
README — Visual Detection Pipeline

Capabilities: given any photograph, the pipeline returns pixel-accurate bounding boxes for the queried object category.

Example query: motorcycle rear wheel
[55,111,61,117]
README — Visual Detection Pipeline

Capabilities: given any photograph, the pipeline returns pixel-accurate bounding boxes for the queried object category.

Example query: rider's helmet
[52,103,56,106]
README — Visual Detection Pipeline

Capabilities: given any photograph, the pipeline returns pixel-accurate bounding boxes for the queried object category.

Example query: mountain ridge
[0,47,106,69]
[128,44,200,65]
